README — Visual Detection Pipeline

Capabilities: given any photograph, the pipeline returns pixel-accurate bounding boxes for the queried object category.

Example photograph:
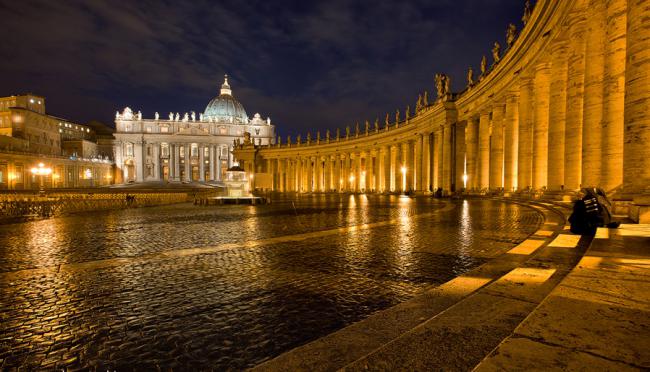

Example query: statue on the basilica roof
[467,67,474,86]
[506,23,517,47]
[480,56,488,75]
[492,42,501,63]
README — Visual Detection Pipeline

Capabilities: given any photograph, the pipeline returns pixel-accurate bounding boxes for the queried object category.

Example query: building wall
[237,0,649,201]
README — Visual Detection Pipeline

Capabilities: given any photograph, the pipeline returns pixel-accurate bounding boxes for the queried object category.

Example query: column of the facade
[455,123,466,190]
[184,144,191,182]
[478,111,491,189]
[564,10,587,190]
[422,132,432,192]
[623,0,650,195]
[354,153,362,192]
[465,118,478,189]
[153,143,161,181]
[168,143,175,181]
[403,142,413,192]
[581,0,606,188]
[135,141,144,182]
[199,145,205,182]
[518,76,534,190]
[174,143,181,181]
[504,93,519,191]
[216,146,222,181]
[548,42,569,191]
[415,134,423,191]
[209,145,215,181]
[533,62,551,189]
[434,127,443,190]
[388,146,397,192]
[379,146,388,192]
[601,0,626,193]
[441,124,453,194]
[366,153,374,192]
[489,104,505,189]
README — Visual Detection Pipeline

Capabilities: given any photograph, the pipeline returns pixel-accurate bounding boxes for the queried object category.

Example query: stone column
[564,11,587,190]
[216,146,222,181]
[435,127,443,190]
[504,93,519,191]
[518,76,534,190]
[415,134,423,191]
[154,143,161,181]
[623,0,650,195]
[465,117,479,190]
[422,132,431,192]
[366,153,373,192]
[442,124,453,194]
[184,144,191,182]
[316,157,322,192]
[548,42,569,191]
[209,145,215,181]
[601,0,626,193]
[169,143,175,180]
[478,111,491,189]
[404,142,413,192]
[174,143,181,181]
[533,62,551,190]
[135,141,144,182]
[378,146,387,192]
[581,0,606,188]
[355,153,362,192]
[455,122,466,190]
[199,145,205,182]
[490,104,505,190]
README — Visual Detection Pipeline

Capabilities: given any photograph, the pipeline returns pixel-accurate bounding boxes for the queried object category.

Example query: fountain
[198,163,267,205]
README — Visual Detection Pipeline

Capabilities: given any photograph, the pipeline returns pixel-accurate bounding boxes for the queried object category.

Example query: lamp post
[31,162,52,195]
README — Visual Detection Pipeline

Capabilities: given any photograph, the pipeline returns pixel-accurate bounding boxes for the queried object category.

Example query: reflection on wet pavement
[0,195,542,370]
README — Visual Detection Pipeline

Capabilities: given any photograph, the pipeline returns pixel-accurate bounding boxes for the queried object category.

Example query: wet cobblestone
[0,196,542,370]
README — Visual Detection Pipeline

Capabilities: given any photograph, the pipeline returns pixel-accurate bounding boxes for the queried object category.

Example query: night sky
[1,0,526,137]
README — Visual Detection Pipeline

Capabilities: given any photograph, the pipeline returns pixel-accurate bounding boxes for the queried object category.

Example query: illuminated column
[422,132,431,192]
[490,104,505,189]
[380,146,389,192]
[442,124,453,194]
[366,152,373,192]
[465,117,478,189]
[184,144,191,182]
[199,145,205,182]
[434,127,443,189]
[322,157,329,192]
[478,111,490,189]
[518,76,534,190]
[389,145,397,192]
[548,42,569,191]
[581,0,606,188]
[455,122,466,191]
[564,10,587,190]
[415,134,423,191]
[209,145,215,181]
[334,154,341,192]
[403,142,413,192]
[154,143,161,181]
[354,153,362,192]
[601,0,626,193]
[623,0,650,194]
[174,143,181,181]
[134,141,144,182]
[168,143,175,180]
[533,62,551,190]
[504,93,519,191]
[216,146,222,181]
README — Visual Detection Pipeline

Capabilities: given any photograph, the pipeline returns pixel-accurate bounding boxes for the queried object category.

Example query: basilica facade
[113,76,275,183]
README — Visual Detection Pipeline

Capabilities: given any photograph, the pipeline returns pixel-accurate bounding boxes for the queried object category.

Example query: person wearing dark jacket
[569,187,620,235]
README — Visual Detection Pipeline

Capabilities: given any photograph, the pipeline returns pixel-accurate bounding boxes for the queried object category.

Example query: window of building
[204,147,209,157]
[179,146,185,158]
[125,124,131,132]
[191,143,198,157]
[161,143,169,157]
[14,166,23,183]
[147,145,152,156]
[219,127,227,135]
[146,126,152,133]
[126,142,134,157]
[161,126,169,133]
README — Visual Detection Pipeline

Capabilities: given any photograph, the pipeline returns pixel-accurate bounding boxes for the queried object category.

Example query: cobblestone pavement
[0,195,543,370]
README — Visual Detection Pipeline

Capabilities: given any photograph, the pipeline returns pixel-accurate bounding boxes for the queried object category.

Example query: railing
[0,190,219,219]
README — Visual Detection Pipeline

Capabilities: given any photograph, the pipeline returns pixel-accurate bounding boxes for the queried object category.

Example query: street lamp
[30,162,52,195]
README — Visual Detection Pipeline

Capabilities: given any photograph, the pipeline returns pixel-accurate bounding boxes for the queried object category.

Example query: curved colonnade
[236,0,649,202]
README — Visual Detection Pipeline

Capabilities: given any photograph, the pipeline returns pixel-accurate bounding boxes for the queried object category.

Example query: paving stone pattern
[0,196,542,370]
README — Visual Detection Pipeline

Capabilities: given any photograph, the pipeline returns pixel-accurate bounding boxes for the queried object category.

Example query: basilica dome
[203,75,249,124]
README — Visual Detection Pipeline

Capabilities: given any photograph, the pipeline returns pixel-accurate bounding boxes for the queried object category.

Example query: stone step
[252,201,582,371]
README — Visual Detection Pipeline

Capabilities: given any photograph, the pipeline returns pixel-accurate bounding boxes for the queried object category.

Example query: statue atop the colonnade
[492,42,501,63]
[522,1,531,25]
[287,135,291,145]
[346,126,350,139]
[374,118,379,132]
[277,136,282,145]
[355,122,360,137]
[467,67,474,86]
[405,105,410,120]
[317,131,321,143]
[506,23,517,47]
[480,56,488,75]
[423,91,428,106]
[364,120,369,135]
[326,129,330,142]
[385,113,390,129]
[416,94,422,112]
[434,73,450,99]
[336,128,340,141]
[307,132,311,144]
[395,109,400,127]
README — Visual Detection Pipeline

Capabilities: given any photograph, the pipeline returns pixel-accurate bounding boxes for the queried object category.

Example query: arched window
[125,142,134,157]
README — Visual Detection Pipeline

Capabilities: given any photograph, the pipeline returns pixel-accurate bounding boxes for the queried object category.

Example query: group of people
[569,187,620,235]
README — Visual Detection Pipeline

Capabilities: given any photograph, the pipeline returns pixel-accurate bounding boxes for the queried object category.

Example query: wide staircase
[251,199,650,371]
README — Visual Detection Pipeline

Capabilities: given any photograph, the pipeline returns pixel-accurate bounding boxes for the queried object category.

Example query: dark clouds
[0,0,525,136]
